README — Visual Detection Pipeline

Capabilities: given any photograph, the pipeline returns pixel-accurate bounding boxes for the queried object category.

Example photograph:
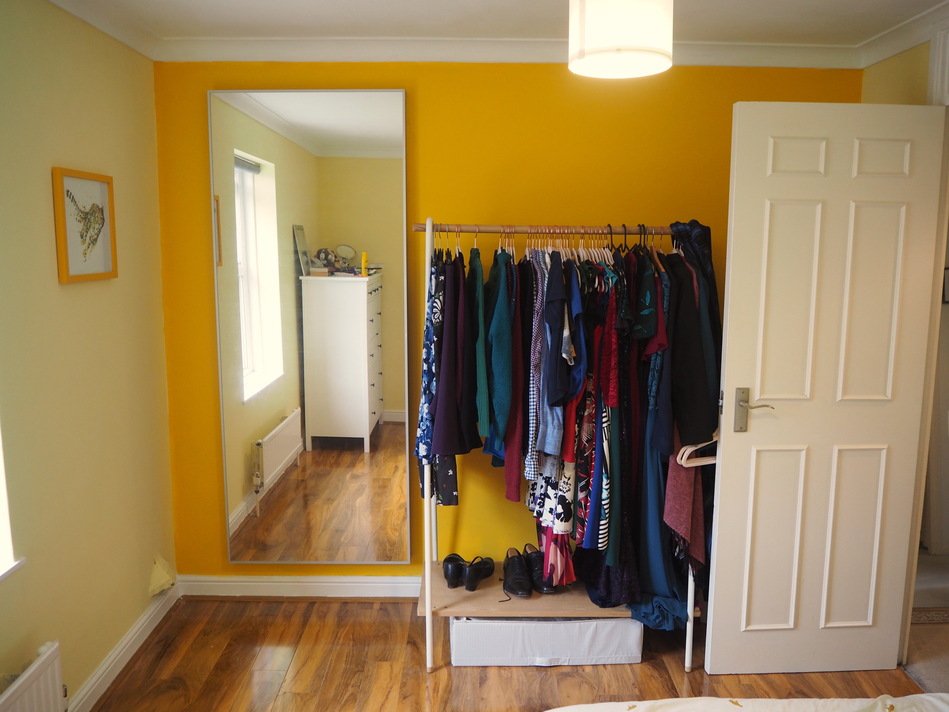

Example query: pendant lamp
[568,0,673,79]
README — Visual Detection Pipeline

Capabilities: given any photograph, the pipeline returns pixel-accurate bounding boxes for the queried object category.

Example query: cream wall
[315,157,406,414]
[862,42,931,104]
[0,0,173,696]
[210,98,316,525]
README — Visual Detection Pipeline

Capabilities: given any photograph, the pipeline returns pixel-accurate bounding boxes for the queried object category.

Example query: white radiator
[0,641,67,712]
[256,407,304,493]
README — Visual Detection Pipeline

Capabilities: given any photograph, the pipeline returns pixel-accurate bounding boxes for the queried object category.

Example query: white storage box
[449,616,643,667]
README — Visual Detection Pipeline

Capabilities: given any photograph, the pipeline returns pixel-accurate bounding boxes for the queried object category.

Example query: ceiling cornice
[53,0,949,70]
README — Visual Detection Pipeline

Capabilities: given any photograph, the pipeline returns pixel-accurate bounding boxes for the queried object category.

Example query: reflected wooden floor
[90,598,923,712]
[229,422,408,562]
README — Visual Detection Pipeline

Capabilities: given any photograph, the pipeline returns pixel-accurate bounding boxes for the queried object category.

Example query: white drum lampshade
[568,0,674,79]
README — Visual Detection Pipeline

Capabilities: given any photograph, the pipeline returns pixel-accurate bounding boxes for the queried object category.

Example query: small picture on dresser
[292,224,310,276]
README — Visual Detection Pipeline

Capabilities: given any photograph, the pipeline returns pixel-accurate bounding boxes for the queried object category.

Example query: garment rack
[411,222,673,237]
[416,218,699,673]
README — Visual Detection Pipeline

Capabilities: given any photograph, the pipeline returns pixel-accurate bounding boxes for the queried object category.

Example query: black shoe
[443,553,467,589]
[502,547,532,598]
[462,556,495,591]
[523,543,556,594]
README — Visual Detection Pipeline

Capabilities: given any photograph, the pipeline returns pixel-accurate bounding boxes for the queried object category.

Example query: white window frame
[234,151,283,401]
[0,424,23,583]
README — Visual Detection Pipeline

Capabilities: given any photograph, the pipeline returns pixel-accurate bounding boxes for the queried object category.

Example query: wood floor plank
[185,601,280,711]
[91,599,926,712]
[279,602,337,695]
[226,670,284,712]
[355,661,402,710]
[253,600,315,672]
[269,691,324,712]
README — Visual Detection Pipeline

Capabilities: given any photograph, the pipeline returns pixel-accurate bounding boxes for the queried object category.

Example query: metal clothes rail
[411,222,673,237]
[416,217,700,673]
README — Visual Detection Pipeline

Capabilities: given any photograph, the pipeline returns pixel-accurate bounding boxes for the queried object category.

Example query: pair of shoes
[502,545,556,598]
[442,553,495,592]
[442,553,467,589]
[462,556,495,591]
[523,543,556,594]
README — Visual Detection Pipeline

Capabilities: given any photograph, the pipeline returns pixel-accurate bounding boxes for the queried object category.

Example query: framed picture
[52,167,117,283]
[292,224,310,276]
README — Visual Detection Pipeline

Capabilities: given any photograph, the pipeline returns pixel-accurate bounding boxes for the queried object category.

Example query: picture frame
[292,224,310,276]
[52,167,118,283]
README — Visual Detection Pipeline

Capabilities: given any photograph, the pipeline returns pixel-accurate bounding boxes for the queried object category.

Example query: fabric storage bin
[449,616,643,667]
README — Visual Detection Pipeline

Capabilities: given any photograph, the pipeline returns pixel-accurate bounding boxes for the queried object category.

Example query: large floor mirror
[208,90,409,564]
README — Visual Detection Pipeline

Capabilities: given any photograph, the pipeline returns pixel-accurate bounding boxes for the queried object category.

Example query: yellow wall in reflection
[155,62,861,576]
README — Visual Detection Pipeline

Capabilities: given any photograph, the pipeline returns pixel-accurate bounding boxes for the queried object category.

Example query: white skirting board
[67,586,179,712]
[69,575,419,712]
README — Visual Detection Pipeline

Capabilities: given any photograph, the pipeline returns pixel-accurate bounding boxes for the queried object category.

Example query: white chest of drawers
[300,272,383,452]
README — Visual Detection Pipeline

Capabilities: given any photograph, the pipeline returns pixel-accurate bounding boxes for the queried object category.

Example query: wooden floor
[89,597,922,712]
[229,422,408,562]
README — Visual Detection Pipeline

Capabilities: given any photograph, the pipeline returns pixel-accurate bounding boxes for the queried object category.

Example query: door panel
[705,102,947,674]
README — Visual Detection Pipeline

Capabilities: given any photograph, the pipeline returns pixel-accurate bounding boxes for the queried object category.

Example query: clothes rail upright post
[423,217,435,672]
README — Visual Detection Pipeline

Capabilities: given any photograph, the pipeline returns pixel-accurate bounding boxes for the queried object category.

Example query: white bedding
[545,694,949,712]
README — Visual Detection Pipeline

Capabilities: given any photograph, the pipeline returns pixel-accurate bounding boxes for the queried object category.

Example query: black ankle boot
[443,553,467,589]
[462,556,495,591]
[502,547,532,598]
[523,543,555,594]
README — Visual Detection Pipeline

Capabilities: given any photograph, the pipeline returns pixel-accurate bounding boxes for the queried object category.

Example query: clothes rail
[419,217,701,673]
[411,222,673,236]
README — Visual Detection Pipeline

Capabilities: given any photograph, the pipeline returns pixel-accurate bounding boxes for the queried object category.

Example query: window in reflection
[234,150,283,401]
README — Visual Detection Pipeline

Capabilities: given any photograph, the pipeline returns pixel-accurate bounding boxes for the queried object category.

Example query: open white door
[705,102,948,674]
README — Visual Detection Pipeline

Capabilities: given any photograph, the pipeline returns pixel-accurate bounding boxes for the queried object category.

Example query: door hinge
[719,390,724,415]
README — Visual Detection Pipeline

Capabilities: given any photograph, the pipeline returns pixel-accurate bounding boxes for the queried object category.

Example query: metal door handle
[738,400,775,410]
[734,387,775,432]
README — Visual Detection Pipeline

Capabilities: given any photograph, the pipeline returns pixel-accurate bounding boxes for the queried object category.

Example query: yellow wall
[0,0,173,693]
[210,97,316,525]
[156,61,861,577]
[862,43,930,104]
[315,156,406,413]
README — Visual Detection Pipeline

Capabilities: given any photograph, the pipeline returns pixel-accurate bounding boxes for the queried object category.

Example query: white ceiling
[53,0,949,156]
[49,0,949,68]
[214,91,405,159]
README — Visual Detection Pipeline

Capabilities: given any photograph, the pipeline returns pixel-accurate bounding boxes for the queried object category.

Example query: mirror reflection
[209,90,409,563]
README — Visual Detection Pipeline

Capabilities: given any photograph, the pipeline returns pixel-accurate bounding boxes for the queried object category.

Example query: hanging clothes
[415,220,722,625]
[482,249,513,459]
